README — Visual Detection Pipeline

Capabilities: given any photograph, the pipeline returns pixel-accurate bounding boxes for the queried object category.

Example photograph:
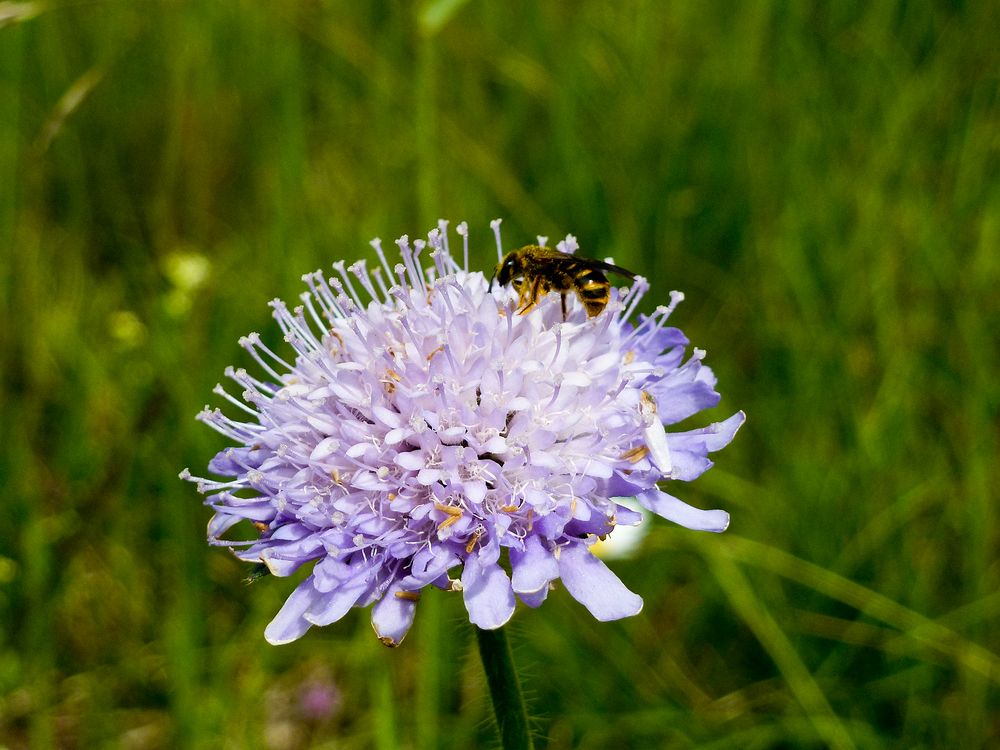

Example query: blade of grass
[704,548,857,750]
[703,535,1000,683]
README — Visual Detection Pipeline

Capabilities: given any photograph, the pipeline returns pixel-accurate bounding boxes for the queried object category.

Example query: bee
[490,244,636,319]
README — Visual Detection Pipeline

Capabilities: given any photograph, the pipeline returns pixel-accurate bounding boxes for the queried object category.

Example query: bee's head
[490,250,522,291]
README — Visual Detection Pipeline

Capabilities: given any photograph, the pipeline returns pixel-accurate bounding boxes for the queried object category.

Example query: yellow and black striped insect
[490,244,636,320]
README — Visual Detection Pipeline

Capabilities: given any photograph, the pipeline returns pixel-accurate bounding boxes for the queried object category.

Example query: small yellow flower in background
[108,310,146,349]
[0,555,17,584]
[163,249,211,317]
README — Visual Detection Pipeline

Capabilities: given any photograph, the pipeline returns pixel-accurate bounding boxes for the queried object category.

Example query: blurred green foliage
[1,1,998,748]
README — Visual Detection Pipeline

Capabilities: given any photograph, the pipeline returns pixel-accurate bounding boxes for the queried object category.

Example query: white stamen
[490,218,503,261]
[332,260,363,306]
[298,292,328,337]
[413,238,430,289]
[239,334,286,381]
[212,383,258,416]
[396,236,423,291]
[349,259,380,302]
[640,392,673,476]
[393,262,409,289]
[619,276,649,323]
[371,237,395,282]
[435,220,450,256]
[370,266,391,302]
[457,221,469,271]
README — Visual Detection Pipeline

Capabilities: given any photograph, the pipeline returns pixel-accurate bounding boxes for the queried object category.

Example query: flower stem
[475,626,534,750]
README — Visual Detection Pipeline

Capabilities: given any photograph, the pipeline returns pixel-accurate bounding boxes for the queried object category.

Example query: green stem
[475,626,534,750]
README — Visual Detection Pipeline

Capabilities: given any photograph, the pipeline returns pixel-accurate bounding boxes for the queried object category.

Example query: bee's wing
[581,257,637,279]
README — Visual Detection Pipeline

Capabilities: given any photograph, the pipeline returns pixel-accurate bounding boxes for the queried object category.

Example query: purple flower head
[181,220,744,645]
[298,674,342,722]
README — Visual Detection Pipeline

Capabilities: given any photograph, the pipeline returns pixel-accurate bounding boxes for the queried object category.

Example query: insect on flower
[490,244,637,319]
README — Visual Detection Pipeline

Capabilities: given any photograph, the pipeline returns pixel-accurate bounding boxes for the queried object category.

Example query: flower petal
[635,488,729,532]
[612,502,643,526]
[398,547,459,589]
[303,570,373,627]
[558,543,643,621]
[669,411,746,453]
[394,450,425,470]
[510,535,559,595]
[463,479,488,504]
[656,381,721,424]
[260,549,314,577]
[207,512,244,539]
[264,576,318,645]
[666,452,713,481]
[643,420,673,476]
[461,554,516,629]
[371,586,418,647]
[517,587,549,608]
[309,436,343,462]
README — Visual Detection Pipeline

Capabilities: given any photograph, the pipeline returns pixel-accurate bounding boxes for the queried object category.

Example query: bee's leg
[560,292,568,320]
[511,279,523,305]
[516,281,531,312]
[518,277,544,315]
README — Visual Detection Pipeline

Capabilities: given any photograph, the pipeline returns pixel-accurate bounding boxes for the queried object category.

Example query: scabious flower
[181,220,743,646]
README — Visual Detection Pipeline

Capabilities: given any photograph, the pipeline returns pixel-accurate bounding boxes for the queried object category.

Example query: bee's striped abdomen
[575,270,610,317]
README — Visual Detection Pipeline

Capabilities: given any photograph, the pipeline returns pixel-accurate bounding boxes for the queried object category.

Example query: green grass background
[2,1,998,748]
